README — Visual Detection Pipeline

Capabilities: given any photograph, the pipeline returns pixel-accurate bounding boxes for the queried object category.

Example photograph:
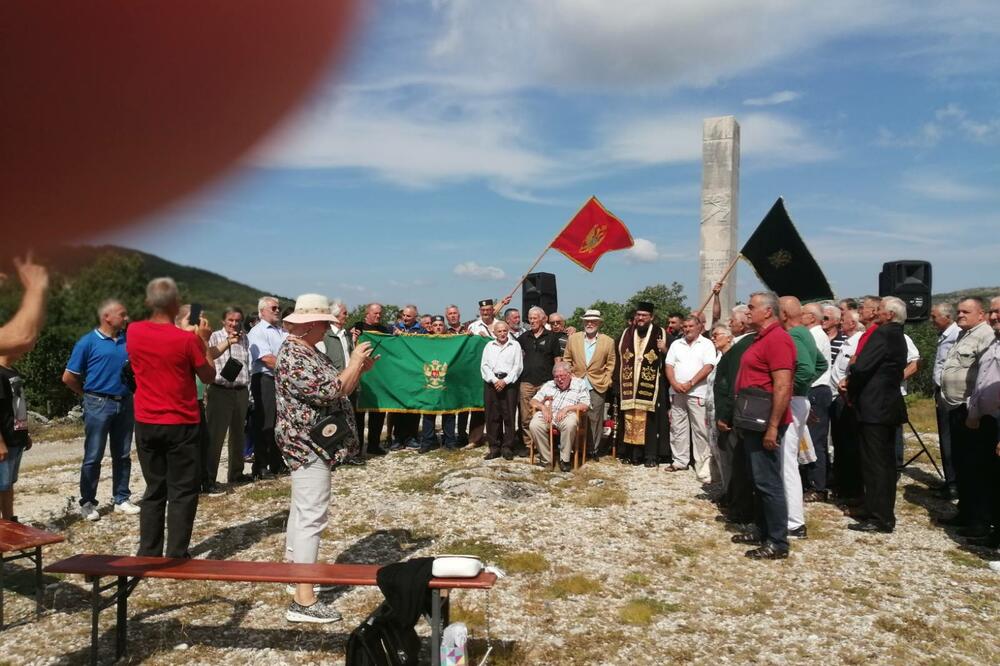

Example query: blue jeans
[420,415,458,448]
[740,426,789,551]
[81,393,134,506]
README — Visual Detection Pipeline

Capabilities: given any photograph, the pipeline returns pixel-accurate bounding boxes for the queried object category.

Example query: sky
[98,1,1000,316]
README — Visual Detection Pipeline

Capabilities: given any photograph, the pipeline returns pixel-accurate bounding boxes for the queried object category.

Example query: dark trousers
[831,398,863,499]
[456,412,470,445]
[250,373,283,474]
[740,426,788,551]
[135,422,201,558]
[858,422,897,529]
[949,407,997,529]
[468,411,485,445]
[805,385,833,492]
[355,410,386,453]
[197,402,212,488]
[725,430,755,523]
[484,382,518,453]
[934,390,957,490]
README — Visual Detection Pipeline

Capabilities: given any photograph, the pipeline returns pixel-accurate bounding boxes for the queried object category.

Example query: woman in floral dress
[275,294,376,623]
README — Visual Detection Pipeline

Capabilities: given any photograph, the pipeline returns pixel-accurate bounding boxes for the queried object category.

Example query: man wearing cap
[469,296,511,338]
[563,309,616,460]
[515,306,561,456]
[480,321,522,460]
[614,301,669,467]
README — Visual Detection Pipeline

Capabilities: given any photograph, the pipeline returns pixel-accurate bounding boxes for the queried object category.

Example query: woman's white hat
[283,293,337,324]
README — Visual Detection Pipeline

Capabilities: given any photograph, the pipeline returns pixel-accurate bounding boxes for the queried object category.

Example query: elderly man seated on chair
[529,362,590,472]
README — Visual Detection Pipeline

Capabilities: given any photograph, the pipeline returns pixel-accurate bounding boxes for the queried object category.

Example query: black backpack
[345,602,419,666]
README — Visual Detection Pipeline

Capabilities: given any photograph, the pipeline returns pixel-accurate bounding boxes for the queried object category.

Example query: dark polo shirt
[518,328,561,386]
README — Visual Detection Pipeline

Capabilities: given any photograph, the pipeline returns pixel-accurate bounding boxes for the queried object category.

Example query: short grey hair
[402,304,418,315]
[97,298,123,319]
[146,278,179,311]
[552,361,571,376]
[528,306,547,320]
[822,305,841,322]
[861,295,881,307]
[257,296,278,314]
[932,302,954,319]
[330,300,346,318]
[750,291,779,315]
[223,306,244,319]
[731,304,749,318]
[882,296,908,324]
[712,324,733,339]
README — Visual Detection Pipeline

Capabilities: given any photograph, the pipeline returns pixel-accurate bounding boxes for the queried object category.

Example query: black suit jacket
[848,322,908,426]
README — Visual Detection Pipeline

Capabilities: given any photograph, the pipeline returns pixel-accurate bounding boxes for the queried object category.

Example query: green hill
[932,287,1000,304]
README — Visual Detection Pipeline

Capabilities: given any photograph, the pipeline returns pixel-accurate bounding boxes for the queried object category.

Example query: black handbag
[345,602,418,666]
[308,410,353,462]
[733,387,773,432]
[220,356,244,383]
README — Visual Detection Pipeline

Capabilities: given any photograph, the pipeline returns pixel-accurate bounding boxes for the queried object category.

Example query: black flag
[740,197,834,302]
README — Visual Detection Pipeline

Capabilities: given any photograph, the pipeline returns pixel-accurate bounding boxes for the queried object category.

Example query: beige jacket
[563,331,616,393]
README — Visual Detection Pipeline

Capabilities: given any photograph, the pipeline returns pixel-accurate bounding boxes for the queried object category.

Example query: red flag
[550,196,634,271]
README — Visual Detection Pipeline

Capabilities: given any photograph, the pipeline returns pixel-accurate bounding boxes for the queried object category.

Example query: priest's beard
[636,324,650,337]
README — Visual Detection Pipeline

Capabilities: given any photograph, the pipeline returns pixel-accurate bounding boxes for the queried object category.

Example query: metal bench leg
[430,588,442,666]
[116,576,128,660]
[34,547,42,618]
[90,576,100,666]
[1,554,5,630]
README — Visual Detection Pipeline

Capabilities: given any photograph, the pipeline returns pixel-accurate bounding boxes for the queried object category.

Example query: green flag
[740,197,834,302]
[357,333,489,414]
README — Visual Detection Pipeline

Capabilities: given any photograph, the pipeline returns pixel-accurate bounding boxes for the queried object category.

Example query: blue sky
[100,1,1000,315]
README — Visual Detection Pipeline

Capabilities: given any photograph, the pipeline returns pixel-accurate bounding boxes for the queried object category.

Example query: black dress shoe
[231,474,254,485]
[849,521,893,534]
[252,471,276,481]
[644,461,657,468]
[745,544,788,560]
[967,532,1000,549]
[559,461,572,473]
[588,451,600,462]
[788,525,808,540]
[484,450,502,461]
[367,446,388,457]
[957,525,991,539]
[936,515,968,528]
[803,490,828,503]
[342,456,366,466]
[731,532,762,545]
[935,486,959,500]
[502,450,514,461]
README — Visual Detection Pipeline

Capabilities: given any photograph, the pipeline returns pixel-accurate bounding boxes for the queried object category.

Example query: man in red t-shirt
[127,277,216,558]
[732,291,795,560]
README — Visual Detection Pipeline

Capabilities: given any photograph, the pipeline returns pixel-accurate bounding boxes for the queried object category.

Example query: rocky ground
[0,428,998,665]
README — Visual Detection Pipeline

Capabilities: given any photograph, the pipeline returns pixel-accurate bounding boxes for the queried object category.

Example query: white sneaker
[286,583,337,595]
[80,502,100,522]
[114,500,141,515]
[286,600,342,624]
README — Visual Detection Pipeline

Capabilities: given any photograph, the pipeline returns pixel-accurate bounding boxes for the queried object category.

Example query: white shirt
[468,319,495,338]
[533,377,591,413]
[900,333,920,396]
[480,338,523,384]
[809,325,832,388]
[664,334,717,398]
[933,322,960,388]
[330,324,351,369]
[831,331,863,390]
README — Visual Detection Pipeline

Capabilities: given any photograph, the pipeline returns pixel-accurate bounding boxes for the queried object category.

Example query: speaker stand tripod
[898,418,944,480]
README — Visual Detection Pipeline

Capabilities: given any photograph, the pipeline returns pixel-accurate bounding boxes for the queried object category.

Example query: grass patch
[544,574,603,599]
[945,548,988,569]
[619,597,681,626]
[672,543,698,558]
[443,538,506,563]
[499,551,549,574]
[905,395,936,435]
[450,602,486,629]
[874,614,932,642]
[570,485,628,508]
[34,421,85,442]
[245,485,289,502]
[623,572,651,588]
[744,591,774,614]
[393,471,443,494]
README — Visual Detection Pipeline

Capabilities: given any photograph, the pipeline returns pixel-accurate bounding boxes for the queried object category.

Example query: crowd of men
[0,254,997,567]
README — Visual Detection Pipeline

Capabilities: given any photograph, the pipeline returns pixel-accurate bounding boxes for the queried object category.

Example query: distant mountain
[51,244,288,317]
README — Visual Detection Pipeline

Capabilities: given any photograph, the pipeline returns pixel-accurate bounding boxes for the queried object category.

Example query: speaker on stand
[523,272,558,316]
[878,260,932,323]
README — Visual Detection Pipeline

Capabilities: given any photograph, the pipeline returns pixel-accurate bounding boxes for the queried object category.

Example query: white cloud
[901,172,994,202]
[625,238,661,263]
[743,91,801,107]
[878,103,1000,148]
[453,261,506,281]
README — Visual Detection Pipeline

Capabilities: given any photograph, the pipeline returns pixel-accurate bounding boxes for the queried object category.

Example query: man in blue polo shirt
[62,299,138,521]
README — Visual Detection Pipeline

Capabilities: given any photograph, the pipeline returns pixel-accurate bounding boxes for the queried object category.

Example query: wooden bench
[0,519,65,629]
[46,554,497,665]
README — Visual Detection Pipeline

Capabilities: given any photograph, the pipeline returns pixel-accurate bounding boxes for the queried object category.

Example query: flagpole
[502,245,552,304]
[694,253,742,316]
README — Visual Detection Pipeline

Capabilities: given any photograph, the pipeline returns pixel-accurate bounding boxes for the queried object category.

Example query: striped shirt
[533,377,591,413]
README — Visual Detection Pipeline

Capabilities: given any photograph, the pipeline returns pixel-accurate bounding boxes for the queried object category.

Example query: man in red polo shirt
[127,277,217,558]
[731,291,796,559]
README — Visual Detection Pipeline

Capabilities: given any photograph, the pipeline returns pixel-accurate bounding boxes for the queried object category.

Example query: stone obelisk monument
[698,116,740,325]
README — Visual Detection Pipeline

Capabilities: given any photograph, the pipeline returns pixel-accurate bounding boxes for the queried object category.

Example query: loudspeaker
[523,272,558,316]
[878,260,932,323]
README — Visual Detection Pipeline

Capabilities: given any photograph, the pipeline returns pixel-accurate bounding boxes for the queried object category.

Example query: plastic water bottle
[440,622,468,666]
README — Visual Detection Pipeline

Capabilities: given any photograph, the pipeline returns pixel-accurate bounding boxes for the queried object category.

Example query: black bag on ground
[345,602,419,666]
[733,386,773,432]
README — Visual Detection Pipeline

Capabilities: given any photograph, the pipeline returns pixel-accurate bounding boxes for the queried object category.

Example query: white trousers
[529,411,579,464]
[781,396,809,530]
[669,393,712,482]
[284,456,332,564]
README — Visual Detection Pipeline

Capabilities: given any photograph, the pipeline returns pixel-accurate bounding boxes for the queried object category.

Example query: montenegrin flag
[356,332,489,414]
[550,196,634,271]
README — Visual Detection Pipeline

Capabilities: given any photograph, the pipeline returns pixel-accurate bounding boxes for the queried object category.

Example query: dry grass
[544,574,603,599]
[905,396,936,434]
[619,597,682,626]
[393,471,444,493]
[623,572,651,588]
[499,551,549,574]
[33,421,85,442]
[944,548,989,569]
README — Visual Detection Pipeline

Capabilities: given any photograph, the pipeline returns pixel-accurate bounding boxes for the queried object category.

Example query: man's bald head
[803,302,823,322]
[779,296,802,321]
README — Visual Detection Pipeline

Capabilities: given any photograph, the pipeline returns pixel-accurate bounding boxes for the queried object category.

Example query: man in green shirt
[713,325,755,524]
[780,297,827,540]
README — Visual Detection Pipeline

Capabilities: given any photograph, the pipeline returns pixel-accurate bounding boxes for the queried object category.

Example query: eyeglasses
[267,306,280,312]
[822,316,832,320]
[550,320,563,324]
